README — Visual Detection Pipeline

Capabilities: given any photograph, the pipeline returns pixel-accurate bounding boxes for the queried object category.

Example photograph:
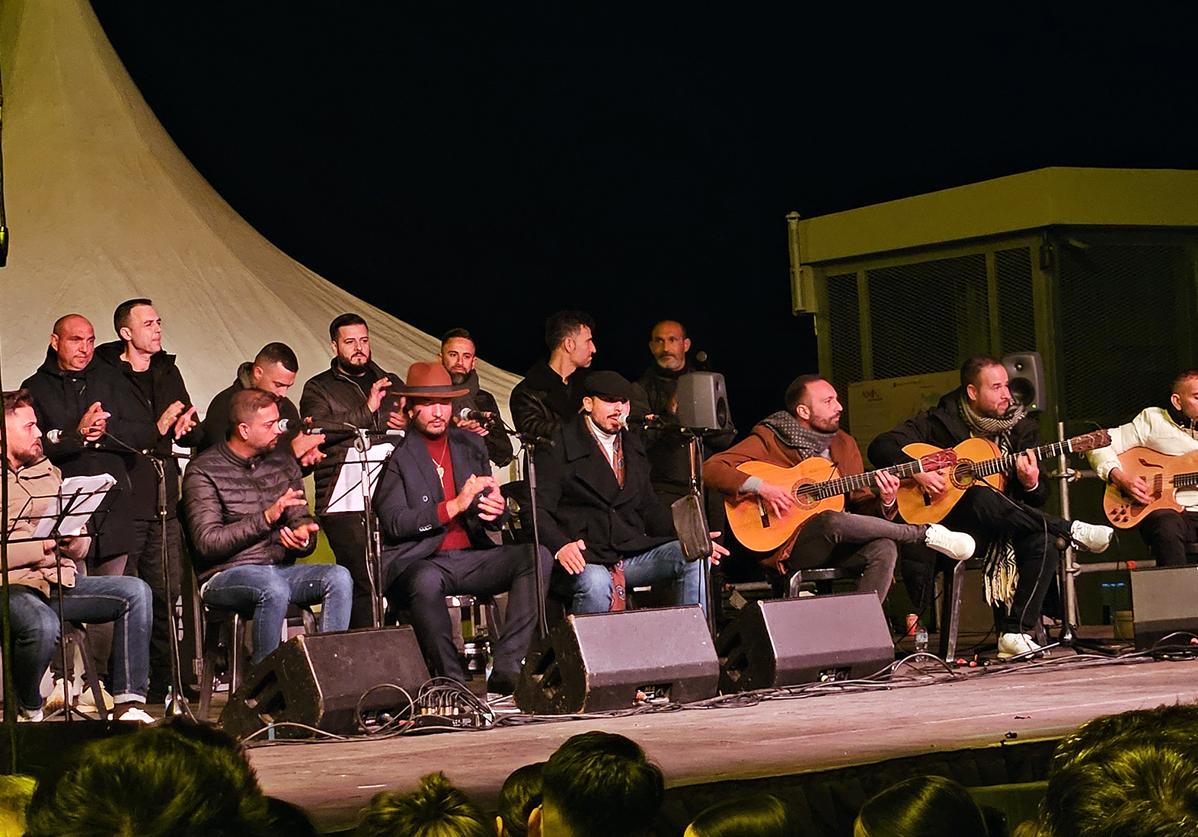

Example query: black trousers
[901,485,1070,634]
[124,517,182,692]
[384,545,552,683]
[1137,509,1198,566]
[319,512,376,629]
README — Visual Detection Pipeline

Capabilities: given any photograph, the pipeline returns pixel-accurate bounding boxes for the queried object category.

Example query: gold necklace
[433,442,448,481]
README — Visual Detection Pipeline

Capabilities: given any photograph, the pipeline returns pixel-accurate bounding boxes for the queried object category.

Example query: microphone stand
[501,417,550,639]
[323,423,400,629]
[102,430,196,720]
[680,427,717,638]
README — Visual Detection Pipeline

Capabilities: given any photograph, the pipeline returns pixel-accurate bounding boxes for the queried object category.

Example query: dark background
[90,3,1198,428]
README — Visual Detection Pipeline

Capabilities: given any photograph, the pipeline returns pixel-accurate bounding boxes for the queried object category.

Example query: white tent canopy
[0,0,517,418]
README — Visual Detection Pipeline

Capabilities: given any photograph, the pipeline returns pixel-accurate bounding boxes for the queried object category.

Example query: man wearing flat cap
[373,362,550,695]
[534,370,728,614]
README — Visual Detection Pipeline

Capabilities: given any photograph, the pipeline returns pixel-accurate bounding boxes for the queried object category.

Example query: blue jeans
[8,576,152,711]
[202,563,353,664]
[550,540,707,615]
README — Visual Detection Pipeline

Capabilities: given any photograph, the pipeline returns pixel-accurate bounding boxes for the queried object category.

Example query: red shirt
[422,434,472,552]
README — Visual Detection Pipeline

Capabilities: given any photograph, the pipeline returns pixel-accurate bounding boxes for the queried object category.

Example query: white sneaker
[76,681,116,713]
[17,708,44,723]
[1070,520,1113,553]
[997,632,1043,660]
[43,678,66,713]
[923,524,976,562]
[114,705,156,725]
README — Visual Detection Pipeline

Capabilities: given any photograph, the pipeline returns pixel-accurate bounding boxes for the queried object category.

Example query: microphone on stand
[693,350,709,371]
[457,407,496,424]
[277,419,318,435]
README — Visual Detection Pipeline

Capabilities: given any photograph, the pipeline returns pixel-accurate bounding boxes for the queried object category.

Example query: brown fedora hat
[395,361,470,399]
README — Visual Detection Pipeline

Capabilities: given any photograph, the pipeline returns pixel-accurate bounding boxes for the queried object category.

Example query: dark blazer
[373,428,504,577]
[534,415,676,566]
[867,387,1048,507]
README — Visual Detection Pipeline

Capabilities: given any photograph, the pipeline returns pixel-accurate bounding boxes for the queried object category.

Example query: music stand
[325,431,397,627]
[7,475,116,721]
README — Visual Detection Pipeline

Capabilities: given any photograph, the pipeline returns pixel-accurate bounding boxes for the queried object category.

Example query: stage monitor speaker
[1130,566,1198,650]
[716,593,894,692]
[676,372,732,431]
[1001,351,1051,416]
[515,606,719,714]
[220,627,431,740]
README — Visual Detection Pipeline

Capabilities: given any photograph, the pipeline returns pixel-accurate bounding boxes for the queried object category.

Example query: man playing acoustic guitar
[869,356,1113,659]
[704,374,976,603]
[1089,368,1198,565]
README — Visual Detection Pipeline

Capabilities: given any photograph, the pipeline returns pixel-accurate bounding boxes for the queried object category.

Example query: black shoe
[487,672,519,697]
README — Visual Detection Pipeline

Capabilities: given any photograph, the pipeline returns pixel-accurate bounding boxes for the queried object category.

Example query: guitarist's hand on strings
[1015,449,1040,490]
[1110,467,1154,505]
[912,469,948,500]
[874,469,900,507]
[756,483,796,519]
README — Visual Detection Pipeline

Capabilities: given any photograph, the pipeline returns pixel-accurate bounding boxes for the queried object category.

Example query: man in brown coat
[704,375,974,600]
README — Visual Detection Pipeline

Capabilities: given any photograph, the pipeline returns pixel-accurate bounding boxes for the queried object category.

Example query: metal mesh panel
[867,254,989,379]
[995,247,1035,353]
[1059,244,1186,426]
[826,272,862,413]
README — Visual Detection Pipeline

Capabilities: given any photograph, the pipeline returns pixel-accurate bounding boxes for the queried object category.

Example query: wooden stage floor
[248,655,1198,833]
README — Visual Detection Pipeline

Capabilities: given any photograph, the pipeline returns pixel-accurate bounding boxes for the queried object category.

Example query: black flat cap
[583,370,633,402]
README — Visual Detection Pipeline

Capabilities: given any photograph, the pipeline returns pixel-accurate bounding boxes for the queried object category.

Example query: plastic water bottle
[914,625,929,653]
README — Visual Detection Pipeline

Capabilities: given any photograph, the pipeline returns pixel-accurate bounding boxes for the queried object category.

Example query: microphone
[693,350,709,371]
[277,419,328,435]
[45,429,67,444]
[458,407,496,424]
[617,414,662,431]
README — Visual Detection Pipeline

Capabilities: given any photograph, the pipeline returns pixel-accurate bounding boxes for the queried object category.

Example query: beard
[448,369,468,385]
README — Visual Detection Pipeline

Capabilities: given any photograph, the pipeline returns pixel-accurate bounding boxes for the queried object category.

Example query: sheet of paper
[326,443,396,514]
[30,473,118,538]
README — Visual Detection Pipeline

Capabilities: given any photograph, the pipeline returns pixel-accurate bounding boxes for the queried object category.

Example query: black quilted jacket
[181,442,316,582]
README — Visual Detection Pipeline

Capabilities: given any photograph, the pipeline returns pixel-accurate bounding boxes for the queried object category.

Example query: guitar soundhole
[793,484,818,509]
[949,461,975,490]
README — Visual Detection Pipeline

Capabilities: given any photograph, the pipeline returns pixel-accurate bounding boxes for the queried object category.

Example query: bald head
[649,320,690,372]
[49,314,96,373]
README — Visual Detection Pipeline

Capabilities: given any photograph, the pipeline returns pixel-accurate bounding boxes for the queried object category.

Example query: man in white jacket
[1089,369,1198,566]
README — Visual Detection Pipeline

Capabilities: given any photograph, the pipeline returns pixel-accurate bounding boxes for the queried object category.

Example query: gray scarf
[760,410,839,459]
[958,395,1027,612]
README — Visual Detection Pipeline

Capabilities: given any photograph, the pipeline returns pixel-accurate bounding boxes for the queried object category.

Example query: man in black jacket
[634,319,737,525]
[373,362,549,693]
[200,342,297,447]
[868,356,1113,659]
[22,314,136,697]
[440,328,514,468]
[182,389,351,664]
[510,310,596,443]
[536,371,727,615]
[96,298,204,698]
[299,313,404,628]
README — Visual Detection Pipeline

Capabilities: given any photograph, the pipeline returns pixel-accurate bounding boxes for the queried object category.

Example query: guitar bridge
[756,498,770,528]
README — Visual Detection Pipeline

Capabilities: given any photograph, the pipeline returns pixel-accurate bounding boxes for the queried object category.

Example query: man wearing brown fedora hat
[373,361,550,694]
[534,370,728,615]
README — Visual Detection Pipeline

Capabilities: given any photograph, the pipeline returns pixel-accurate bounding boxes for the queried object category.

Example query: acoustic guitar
[725,450,957,552]
[895,429,1111,525]
[1103,447,1198,528]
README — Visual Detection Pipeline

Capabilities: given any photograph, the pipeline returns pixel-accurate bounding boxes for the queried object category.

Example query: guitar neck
[975,439,1075,478]
[807,459,928,500]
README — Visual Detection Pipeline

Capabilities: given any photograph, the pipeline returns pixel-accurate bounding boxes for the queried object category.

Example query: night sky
[90,4,1198,427]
